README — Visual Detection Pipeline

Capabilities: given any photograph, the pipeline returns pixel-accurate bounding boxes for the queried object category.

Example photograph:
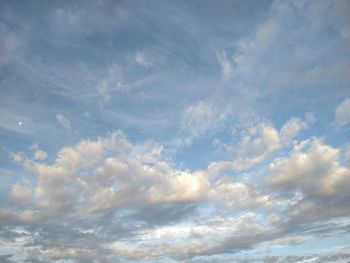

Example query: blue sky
[1,0,350,262]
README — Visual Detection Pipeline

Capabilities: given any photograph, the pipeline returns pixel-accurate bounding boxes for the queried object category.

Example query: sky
[1,0,350,262]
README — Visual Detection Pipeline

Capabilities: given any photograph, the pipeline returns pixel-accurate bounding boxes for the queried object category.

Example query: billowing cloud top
[0,0,350,262]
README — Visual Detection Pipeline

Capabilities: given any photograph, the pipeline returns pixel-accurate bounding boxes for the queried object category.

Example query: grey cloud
[0,255,15,263]
[131,203,198,227]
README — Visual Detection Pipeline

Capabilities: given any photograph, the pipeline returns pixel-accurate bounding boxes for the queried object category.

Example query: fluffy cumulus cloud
[269,138,350,198]
[7,131,272,217]
[1,0,350,262]
[2,127,350,262]
[208,116,309,173]
[1,131,280,262]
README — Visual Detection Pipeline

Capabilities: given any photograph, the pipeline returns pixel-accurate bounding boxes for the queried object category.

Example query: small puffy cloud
[56,113,71,130]
[206,116,309,174]
[34,149,47,161]
[182,101,215,138]
[335,97,350,126]
[135,52,152,67]
[279,117,308,145]
[218,117,308,171]
[236,122,280,161]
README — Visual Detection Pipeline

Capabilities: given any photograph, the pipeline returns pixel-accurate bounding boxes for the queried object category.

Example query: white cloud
[56,113,71,130]
[279,117,308,145]
[5,129,350,262]
[234,117,308,168]
[34,149,47,160]
[2,1,350,261]
[135,52,152,67]
[9,130,274,220]
[269,138,350,198]
[335,97,350,126]
[209,179,274,210]
[232,14,280,76]
[97,64,129,101]
[10,131,207,215]
[181,101,215,138]
[210,117,308,172]
[236,122,280,160]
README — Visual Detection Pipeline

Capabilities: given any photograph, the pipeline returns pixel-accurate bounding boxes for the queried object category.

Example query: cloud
[2,128,350,262]
[0,23,20,69]
[335,97,350,126]
[269,138,350,198]
[1,1,350,262]
[181,101,215,138]
[208,116,309,173]
[279,117,308,145]
[97,64,129,101]
[34,149,47,161]
[135,52,152,68]
[56,113,71,131]
[2,130,284,261]
[217,51,232,77]
[10,184,31,202]
[0,255,15,263]
[10,131,209,215]
[268,138,350,229]
[221,0,350,91]
[209,179,274,210]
